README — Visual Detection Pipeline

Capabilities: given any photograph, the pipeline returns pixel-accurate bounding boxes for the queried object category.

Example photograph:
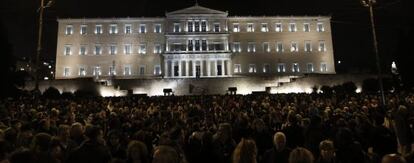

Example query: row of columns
[164,59,231,78]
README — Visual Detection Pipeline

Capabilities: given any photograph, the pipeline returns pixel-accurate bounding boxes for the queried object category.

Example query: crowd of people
[0,91,413,163]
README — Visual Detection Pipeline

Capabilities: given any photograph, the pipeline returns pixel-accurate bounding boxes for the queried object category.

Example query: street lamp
[34,0,54,93]
[361,0,386,106]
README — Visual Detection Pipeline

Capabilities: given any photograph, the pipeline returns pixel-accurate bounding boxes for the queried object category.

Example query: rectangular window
[248,42,256,53]
[188,40,193,51]
[139,24,146,33]
[289,23,297,32]
[93,66,101,76]
[317,22,325,32]
[195,40,200,51]
[307,63,314,72]
[234,64,241,73]
[124,44,132,54]
[94,44,102,55]
[263,42,270,53]
[278,63,286,72]
[109,24,118,34]
[95,25,102,34]
[292,63,300,72]
[79,67,86,76]
[154,65,161,75]
[303,23,310,32]
[261,23,268,32]
[194,21,200,32]
[65,25,73,35]
[233,42,241,53]
[80,25,87,35]
[214,23,220,32]
[64,45,72,55]
[154,24,162,33]
[188,21,193,32]
[139,44,146,54]
[249,64,256,73]
[201,40,207,51]
[110,44,117,55]
[247,23,254,32]
[79,45,87,55]
[275,23,282,32]
[201,21,207,32]
[63,67,70,77]
[320,63,328,72]
[263,64,270,73]
[233,23,240,32]
[154,44,162,54]
[174,23,181,32]
[124,65,131,75]
[291,41,298,52]
[319,41,326,52]
[139,66,145,75]
[304,41,312,52]
[276,42,284,53]
[125,24,132,34]
[109,66,116,75]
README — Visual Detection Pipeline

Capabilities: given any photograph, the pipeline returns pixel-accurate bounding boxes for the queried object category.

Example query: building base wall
[24,74,377,97]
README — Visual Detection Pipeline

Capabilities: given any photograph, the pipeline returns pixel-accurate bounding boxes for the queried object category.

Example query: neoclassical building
[55,4,335,80]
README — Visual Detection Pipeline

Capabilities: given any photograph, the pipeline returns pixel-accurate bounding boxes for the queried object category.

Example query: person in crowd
[67,125,111,163]
[212,123,236,163]
[232,138,257,163]
[152,145,180,163]
[261,132,291,163]
[289,147,314,163]
[381,154,406,163]
[315,140,336,163]
[126,140,149,163]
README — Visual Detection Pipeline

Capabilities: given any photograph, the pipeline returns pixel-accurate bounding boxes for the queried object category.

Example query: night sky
[0,0,409,74]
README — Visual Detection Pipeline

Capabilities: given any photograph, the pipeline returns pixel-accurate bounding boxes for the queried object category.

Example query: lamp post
[34,0,54,93]
[361,0,386,106]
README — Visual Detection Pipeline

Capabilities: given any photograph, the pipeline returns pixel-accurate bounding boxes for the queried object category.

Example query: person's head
[381,154,406,163]
[31,133,51,152]
[84,125,103,142]
[152,145,179,163]
[9,148,35,163]
[127,140,148,163]
[319,140,335,161]
[49,137,63,161]
[289,147,314,163]
[58,124,70,139]
[70,122,84,138]
[108,130,121,146]
[232,138,257,163]
[273,132,286,151]
[217,123,232,141]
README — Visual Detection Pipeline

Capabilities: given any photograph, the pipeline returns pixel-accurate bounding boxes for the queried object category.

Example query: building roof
[166,4,228,17]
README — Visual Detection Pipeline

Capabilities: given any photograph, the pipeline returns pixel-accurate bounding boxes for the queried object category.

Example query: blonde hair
[232,138,257,163]
[289,147,314,163]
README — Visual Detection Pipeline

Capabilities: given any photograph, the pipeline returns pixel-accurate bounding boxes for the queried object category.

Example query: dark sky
[0,0,405,73]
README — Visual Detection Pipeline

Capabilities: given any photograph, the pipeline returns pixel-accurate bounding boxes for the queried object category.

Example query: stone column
[227,59,232,76]
[200,60,204,77]
[192,60,196,78]
[207,59,211,77]
[178,60,182,77]
[221,60,225,77]
[215,60,218,77]
[172,61,175,77]
[185,60,189,77]
[164,60,168,77]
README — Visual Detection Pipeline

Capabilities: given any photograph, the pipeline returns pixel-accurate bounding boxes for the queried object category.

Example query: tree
[42,87,60,98]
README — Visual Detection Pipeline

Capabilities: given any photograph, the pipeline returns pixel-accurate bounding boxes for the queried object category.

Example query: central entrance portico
[164,53,231,78]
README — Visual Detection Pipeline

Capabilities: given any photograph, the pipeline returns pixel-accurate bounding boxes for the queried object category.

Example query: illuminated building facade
[55,4,335,80]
